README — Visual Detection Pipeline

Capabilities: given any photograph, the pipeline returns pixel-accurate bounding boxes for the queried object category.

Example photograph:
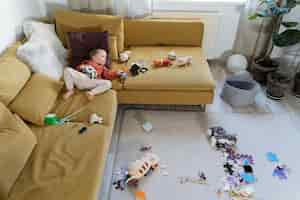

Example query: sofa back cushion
[0,102,37,199]
[55,9,124,53]
[124,19,204,47]
[9,73,63,126]
[0,43,31,106]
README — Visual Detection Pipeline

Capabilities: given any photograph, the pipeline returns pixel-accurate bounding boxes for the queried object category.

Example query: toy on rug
[89,113,104,124]
[80,65,98,79]
[207,126,237,150]
[135,191,146,200]
[130,63,148,77]
[153,58,172,67]
[113,153,160,190]
[176,56,192,67]
[168,51,177,60]
[119,50,132,63]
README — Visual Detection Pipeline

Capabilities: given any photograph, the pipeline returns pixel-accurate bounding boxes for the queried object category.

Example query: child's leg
[63,68,91,99]
[86,80,112,99]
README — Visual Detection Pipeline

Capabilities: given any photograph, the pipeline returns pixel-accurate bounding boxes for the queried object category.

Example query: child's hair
[89,49,106,58]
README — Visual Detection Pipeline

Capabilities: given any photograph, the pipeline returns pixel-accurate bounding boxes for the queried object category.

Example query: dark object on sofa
[68,31,110,68]
[130,63,141,76]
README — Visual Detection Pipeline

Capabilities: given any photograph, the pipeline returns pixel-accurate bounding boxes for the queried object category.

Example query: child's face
[92,50,107,65]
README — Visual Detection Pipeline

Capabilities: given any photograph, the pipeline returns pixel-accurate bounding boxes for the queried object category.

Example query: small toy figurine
[130,63,141,76]
[207,126,237,151]
[176,56,192,67]
[153,58,172,67]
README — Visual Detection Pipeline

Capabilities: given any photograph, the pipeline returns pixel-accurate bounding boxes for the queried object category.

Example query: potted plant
[249,0,300,85]
[249,0,300,100]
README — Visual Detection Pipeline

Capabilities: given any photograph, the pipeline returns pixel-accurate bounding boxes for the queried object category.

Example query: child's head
[90,49,107,65]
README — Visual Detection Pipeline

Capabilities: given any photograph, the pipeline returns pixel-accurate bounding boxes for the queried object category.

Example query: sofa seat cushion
[0,103,36,200]
[8,123,113,200]
[52,89,117,127]
[123,46,215,91]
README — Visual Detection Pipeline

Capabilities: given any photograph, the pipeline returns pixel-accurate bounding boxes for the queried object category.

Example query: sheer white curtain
[68,0,152,18]
[234,0,272,61]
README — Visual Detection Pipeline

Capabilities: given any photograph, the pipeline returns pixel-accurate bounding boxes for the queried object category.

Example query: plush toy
[207,126,237,150]
[168,51,177,60]
[119,50,132,63]
[176,56,192,67]
[126,153,160,184]
[153,58,172,67]
[130,63,141,76]
[89,113,103,124]
[81,65,98,79]
[117,71,129,80]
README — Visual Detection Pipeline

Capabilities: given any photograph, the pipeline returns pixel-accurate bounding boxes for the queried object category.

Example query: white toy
[119,50,132,63]
[126,153,160,183]
[226,54,248,73]
[207,127,237,150]
[176,56,192,66]
[81,65,98,79]
[168,51,177,60]
[89,113,104,124]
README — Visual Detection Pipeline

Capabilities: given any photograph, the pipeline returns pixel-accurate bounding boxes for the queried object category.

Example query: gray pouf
[221,72,259,107]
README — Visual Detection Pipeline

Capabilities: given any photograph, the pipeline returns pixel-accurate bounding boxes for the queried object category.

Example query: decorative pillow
[9,73,63,126]
[23,20,67,64]
[55,9,124,52]
[17,39,64,80]
[68,31,110,68]
[0,102,37,199]
[0,43,31,106]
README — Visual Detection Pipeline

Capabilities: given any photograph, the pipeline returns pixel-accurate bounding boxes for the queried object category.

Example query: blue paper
[266,152,279,162]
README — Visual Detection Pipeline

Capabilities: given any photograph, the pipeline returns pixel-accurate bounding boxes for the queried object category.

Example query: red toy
[153,58,172,67]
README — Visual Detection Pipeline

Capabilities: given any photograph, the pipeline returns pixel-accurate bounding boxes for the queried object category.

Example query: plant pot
[293,72,300,98]
[266,72,290,100]
[252,58,279,85]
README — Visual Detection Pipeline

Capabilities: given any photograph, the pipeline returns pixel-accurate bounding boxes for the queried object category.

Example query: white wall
[0,0,43,53]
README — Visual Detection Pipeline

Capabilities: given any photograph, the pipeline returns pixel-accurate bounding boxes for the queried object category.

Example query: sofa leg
[201,104,206,112]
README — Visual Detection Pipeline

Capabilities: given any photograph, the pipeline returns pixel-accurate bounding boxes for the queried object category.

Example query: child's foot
[63,90,74,100]
[86,92,95,101]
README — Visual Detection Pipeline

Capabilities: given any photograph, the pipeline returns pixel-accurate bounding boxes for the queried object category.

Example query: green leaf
[273,29,300,47]
[281,21,299,28]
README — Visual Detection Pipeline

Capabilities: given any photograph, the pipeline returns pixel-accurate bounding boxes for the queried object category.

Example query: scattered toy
[168,51,177,60]
[207,126,237,151]
[153,58,172,67]
[135,191,146,200]
[79,127,88,135]
[176,56,192,66]
[273,164,289,180]
[266,152,279,162]
[89,113,104,124]
[113,167,130,191]
[117,71,129,80]
[119,50,132,63]
[129,63,149,77]
[140,145,152,152]
[142,121,153,133]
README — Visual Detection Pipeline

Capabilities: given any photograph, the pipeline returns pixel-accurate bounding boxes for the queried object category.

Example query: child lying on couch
[64,49,121,101]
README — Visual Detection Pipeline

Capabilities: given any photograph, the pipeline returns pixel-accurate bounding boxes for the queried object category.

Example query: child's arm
[102,67,119,80]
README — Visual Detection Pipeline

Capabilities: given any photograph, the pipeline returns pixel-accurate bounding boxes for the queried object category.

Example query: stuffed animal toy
[207,126,237,150]
[89,113,103,124]
[176,56,192,67]
[168,51,177,60]
[153,58,172,67]
[126,153,160,184]
[81,65,98,79]
[130,63,141,76]
[119,50,132,63]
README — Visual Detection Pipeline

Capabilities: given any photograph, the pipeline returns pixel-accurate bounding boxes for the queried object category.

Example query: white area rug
[109,110,300,200]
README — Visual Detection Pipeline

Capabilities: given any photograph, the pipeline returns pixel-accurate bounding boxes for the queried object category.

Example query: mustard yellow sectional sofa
[0,9,215,200]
